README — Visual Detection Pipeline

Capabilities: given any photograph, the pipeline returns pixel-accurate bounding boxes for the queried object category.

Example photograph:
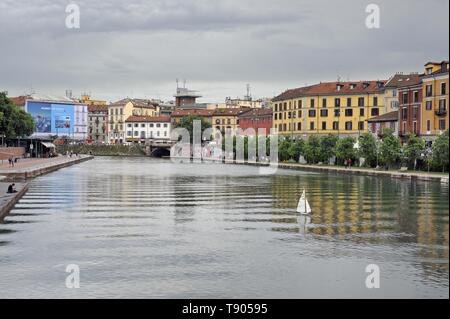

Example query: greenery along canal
[0,157,448,298]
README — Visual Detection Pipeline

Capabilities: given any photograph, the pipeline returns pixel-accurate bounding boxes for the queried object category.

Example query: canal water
[0,157,448,298]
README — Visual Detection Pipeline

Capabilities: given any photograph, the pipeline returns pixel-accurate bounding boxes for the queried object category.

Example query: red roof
[238,108,273,118]
[367,111,398,123]
[125,115,171,123]
[9,96,29,107]
[273,80,386,101]
[171,109,214,117]
[88,105,108,113]
[212,108,251,116]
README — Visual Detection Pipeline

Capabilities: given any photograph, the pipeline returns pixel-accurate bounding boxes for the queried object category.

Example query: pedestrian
[344,159,347,169]
[7,183,17,194]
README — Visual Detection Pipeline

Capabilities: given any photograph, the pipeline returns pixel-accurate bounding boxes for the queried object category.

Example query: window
[413,107,418,120]
[298,100,302,108]
[402,108,408,120]
[141,124,146,128]
[274,113,278,120]
[439,99,447,111]
[441,82,447,95]
[347,98,352,107]
[371,108,379,116]
[335,98,341,107]
[298,110,302,118]
[345,109,353,117]
[358,97,365,107]
[310,99,315,108]
[413,91,419,103]
[127,131,132,137]
[426,85,433,97]
[322,98,327,108]
[427,120,431,132]
[156,123,161,128]
[309,110,316,117]
[283,123,287,131]
[310,122,315,130]
[359,108,364,116]
[345,121,353,131]
[439,119,446,130]
[297,122,302,131]
[333,121,339,130]
[334,109,340,117]
[320,109,328,117]
[402,92,408,104]
[274,104,278,112]
[284,103,287,110]
[149,123,154,128]
[426,101,432,110]
[134,123,139,128]
[127,124,132,128]
[164,123,168,128]
[134,131,139,136]
[322,122,327,130]
[288,112,292,119]
[373,97,378,106]
[413,121,418,134]
[358,121,364,130]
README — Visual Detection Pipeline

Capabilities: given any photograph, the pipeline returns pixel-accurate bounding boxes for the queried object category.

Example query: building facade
[108,98,159,144]
[238,108,273,135]
[367,111,399,137]
[125,116,171,143]
[88,105,108,144]
[272,81,386,138]
[212,108,250,135]
[170,109,214,126]
[421,61,449,141]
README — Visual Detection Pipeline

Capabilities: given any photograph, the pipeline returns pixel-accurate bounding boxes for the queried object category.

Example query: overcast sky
[0,0,448,103]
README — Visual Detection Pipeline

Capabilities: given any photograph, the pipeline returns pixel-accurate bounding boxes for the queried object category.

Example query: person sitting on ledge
[7,183,17,194]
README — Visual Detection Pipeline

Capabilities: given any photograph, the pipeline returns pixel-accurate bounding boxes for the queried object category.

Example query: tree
[175,115,211,144]
[278,137,291,162]
[319,135,338,164]
[335,136,356,164]
[358,133,378,167]
[0,92,35,138]
[304,135,321,164]
[379,128,402,170]
[403,134,426,170]
[288,138,305,162]
[431,130,449,172]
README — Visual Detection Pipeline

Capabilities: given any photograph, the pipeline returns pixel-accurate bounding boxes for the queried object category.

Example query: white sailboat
[297,189,312,215]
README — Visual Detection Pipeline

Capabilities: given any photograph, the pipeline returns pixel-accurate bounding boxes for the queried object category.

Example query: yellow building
[272,81,386,138]
[108,98,159,144]
[421,61,449,140]
[80,94,108,106]
[212,108,250,134]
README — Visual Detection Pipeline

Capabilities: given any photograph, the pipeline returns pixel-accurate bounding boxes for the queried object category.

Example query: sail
[297,190,312,214]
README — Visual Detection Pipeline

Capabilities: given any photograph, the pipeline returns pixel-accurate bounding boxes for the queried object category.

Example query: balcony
[435,108,447,116]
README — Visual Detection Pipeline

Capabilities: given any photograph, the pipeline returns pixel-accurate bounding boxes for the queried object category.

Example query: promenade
[0,155,94,181]
[0,182,28,222]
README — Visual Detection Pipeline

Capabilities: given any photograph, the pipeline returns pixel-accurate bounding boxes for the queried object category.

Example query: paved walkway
[0,155,88,174]
[0,182,28,222]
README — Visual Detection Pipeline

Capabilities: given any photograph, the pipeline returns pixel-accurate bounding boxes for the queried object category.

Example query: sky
[0,0,448,103]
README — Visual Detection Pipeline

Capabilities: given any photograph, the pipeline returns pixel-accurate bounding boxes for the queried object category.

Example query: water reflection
[0,157,448,298]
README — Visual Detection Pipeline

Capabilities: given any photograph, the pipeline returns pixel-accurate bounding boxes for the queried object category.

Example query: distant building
[174,86,202,108]
[170,109,214,126]
[125,115,171,144]
[367,110,399,137]
[88,105,108,144]
[212,108,251,135]
[24,93,88,140]
[225,97,264,109]
[398,75,423,138]
[80,94,108,106]
[421,61,449,141]
[108,98,159,144]
[272,80,386,138]
[238,108,273,135]
[9,95,29,111]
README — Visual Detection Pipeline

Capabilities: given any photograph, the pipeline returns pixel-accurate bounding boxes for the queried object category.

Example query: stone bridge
[144,140,176,157]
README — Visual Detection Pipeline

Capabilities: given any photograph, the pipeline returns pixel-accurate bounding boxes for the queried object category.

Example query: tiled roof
[273,80,387,101]
[88,105,108,113]
[367,111,398,123]
[385,73,422,88]
[110,98,158,108]
[9,95,29,107]
[238,108,273,118]
[212,108,251,116]
[126,115,171,123]
[171,109,214,117]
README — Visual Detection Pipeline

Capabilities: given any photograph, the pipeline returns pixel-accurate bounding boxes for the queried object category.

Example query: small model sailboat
[297,189,312,215]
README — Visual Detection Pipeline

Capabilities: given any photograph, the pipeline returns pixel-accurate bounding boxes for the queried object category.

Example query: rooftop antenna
[246,83,252,100]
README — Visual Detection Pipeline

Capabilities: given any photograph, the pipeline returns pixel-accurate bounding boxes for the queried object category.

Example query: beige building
[108,98,159,144]
[212,108,251,135]
[88,105,108,144]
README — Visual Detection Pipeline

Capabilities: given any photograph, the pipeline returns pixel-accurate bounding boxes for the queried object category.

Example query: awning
[41,142,56,148]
